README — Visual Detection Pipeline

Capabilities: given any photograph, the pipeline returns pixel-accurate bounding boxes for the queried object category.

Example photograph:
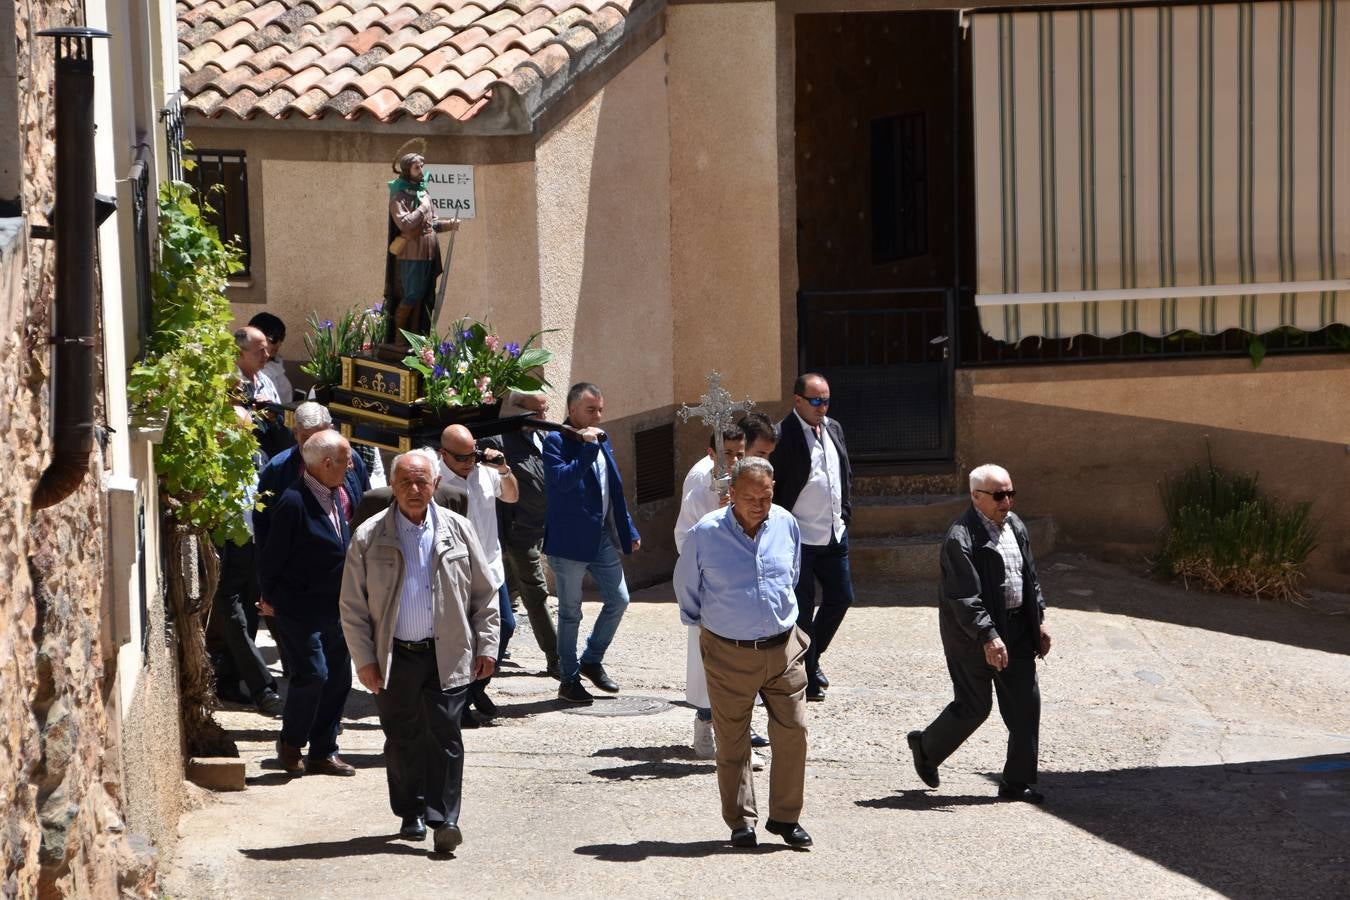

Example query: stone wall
[1,1,158,895]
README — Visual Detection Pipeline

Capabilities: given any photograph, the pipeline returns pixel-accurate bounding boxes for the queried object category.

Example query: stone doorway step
[848,492,1057,581]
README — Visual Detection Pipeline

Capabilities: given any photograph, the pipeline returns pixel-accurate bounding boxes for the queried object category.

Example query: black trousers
[795,531,855,682]
[503,540,557,663]
[920,607,1041,786]
[374,643,469,828]
[207,540,274,700]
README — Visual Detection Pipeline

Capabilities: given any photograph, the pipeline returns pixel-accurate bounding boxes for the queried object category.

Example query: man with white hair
[907,463,1053,803]
[258,430,359,777]
[340,448,499,853]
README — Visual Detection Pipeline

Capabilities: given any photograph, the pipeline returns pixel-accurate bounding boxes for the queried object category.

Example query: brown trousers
[699,625,810,830]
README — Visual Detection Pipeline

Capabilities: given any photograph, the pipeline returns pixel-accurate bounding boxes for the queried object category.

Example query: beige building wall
[534,39,673,420]
[958,354,1350,587]
[668,2,784,406]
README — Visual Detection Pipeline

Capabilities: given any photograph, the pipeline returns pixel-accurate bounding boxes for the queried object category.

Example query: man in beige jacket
[340,448,499,854]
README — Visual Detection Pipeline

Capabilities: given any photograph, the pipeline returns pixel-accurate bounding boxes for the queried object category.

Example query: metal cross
[677,371,755,496]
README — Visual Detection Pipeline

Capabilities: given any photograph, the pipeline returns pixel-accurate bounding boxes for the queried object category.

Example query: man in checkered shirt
[906,464,1054,804]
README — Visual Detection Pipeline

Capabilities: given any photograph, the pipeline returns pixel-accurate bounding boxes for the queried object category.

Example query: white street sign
[423,164,476,220]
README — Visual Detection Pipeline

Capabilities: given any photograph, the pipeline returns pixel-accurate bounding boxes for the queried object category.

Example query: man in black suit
[769,373,853,702]
[907,463,1052,803]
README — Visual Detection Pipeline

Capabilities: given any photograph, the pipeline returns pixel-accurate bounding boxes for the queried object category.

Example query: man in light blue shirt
[673,457,813,850]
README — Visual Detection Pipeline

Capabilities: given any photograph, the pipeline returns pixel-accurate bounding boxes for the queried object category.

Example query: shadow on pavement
[574,839,794,861]
[496,698,573,719]
[589,744,714,780]
[1039,752,1350,899]
[855,791,1000,811]
[240,833,426,861]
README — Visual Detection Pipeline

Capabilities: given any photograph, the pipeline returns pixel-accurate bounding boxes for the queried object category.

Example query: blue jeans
[550,537,630,683]
[796,531,854,684]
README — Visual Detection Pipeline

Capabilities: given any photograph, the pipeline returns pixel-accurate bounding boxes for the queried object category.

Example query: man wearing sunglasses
[907,463,1052,803]
[769,373,854,702]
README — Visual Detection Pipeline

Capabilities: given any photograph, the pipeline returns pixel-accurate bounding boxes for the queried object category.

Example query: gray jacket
[340,501,500,691]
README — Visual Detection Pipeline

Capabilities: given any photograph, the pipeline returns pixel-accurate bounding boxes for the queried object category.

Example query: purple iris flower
[320,319,334,330]
[438,341,452,355]
[505,342,521,357]
[461,329,473,340]
[372,302,383,313]
[433,365,447,377]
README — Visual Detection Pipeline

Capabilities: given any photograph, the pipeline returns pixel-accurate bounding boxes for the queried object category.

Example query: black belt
[710,628,793,650]
[393,637,435,652]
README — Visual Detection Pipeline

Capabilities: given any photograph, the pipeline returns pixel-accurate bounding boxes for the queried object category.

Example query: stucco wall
[958,354,1350,587]
[668,2,784,405]
[534,38,673,420]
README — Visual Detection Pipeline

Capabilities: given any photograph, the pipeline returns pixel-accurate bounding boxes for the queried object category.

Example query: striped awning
[972,1,1350,343]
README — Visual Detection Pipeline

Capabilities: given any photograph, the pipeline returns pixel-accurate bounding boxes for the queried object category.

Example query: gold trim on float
[346,356,418,402]
[339,423,410,453]
[340,356,354,390]
[330,402,414,427]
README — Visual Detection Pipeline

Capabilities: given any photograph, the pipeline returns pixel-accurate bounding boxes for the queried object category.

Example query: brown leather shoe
[276,739,305,776]
[309,754,357,777]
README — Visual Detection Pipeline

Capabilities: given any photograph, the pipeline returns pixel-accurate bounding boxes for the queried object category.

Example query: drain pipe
[32,27,109,510]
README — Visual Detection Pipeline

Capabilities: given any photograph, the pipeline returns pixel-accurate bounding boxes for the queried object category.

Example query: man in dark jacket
[907,464,1053,803]
[257,430,358,778]
[497,401,559,678]
[769,373,853,701]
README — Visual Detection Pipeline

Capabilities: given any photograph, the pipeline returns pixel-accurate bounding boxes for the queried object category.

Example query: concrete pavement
[164,556,1350,898]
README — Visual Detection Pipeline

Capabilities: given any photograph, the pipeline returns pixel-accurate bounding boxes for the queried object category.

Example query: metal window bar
[184,149,251,276]
[159,93,183,182]
[129,143,152,357]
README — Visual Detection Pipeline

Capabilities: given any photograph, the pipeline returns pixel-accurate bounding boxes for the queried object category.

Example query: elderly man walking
[340,449,499,853]
[257,430,358,777]
[907,463,1053,803]
[674,457,813,850]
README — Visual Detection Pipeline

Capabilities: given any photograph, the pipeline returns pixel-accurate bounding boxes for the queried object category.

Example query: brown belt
[709,628,792,650]
[393,638,434,652]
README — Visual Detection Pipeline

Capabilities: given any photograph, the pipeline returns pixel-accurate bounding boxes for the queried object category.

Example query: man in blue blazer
[258,430,358,777]
[543,382,641,705]
[254,401,369,551]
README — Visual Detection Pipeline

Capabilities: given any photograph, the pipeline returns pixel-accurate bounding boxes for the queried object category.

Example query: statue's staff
[677,371,755,498]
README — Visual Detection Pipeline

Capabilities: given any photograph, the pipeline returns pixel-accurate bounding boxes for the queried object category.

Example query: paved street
[164,556,1350,899]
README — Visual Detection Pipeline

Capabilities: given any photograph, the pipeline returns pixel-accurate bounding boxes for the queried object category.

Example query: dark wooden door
[794,11,972,465]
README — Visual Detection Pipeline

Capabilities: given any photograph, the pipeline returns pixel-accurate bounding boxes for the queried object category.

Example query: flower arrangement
[402,318,553,411]
[300,304,388,386]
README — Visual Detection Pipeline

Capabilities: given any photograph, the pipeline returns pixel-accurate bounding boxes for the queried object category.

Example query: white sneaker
[693,716,716,759]
[750,749,765,771]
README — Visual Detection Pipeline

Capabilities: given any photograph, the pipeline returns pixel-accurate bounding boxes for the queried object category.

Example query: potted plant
[300,304,388,401]
[401,318,553,424]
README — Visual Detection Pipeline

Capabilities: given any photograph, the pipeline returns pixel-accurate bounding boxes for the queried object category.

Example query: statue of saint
[386,153,459,343]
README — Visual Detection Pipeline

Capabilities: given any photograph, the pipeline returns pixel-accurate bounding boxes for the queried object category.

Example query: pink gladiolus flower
[485,334,501,352]
[482,392,494,404]
[421,348,434,366]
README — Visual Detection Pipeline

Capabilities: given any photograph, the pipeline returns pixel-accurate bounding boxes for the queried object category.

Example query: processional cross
[677,371,755,498]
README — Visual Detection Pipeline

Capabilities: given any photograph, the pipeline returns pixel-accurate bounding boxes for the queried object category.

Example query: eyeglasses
[975,489,1017,502]
[800,396,830,407]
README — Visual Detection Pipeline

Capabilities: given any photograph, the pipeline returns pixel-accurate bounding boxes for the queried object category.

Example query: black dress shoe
[461,708,483,729]
[997,781,1045,804]
[433,823,463,853]
[814,667,829,689]
[729,826,757,848]
[557,679,594,704]
[578,662,620,693]
[764,818,813,848]
[399,816,427,840]
[750,730,770,749]
[907,730,939,789]
[474,691,498,718]
[806,682,826,702]
[545,659,561,680]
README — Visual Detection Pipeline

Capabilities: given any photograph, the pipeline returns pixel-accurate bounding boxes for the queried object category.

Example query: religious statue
[678,371,755,498]
[386,152,459,344]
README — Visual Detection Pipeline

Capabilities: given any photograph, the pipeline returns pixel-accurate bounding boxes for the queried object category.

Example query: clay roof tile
[484,46,528,77]
[243,65,292,93]
[180,20,223,48]
[524,41,569,79]
[407,24,454,52]
[442,4,489,30]
[414,68,466,101]
[482,25,523,54]
[312,44,357,73]
[357,87,404,120]
[475,8,519,32]
[541,8,584,35]
[398,92,435,118]
[411,46,458,74]
[180,40,228,72]
[217,87,262,118]
[287,86,331,116]
[243,0,289,29]
[185,87,227,116]
[322,87,366,116]
[277,64,328,94]
[351,63,397,96]
[508,28,552,54]
[448,44,493,76]
[343,25,388,56]
[254,86,299,117]
[276,44,322,73]
[447,25,490,52]
[453,68,497,101]
[213,41,261,70]
[349,45,391,74]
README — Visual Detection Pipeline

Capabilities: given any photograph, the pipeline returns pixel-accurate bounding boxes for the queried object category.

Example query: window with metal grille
[871,112,928,264]
[633,423,675,505]
[185,148,251,276]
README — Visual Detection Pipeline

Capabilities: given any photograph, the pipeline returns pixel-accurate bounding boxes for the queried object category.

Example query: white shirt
[790,411,844,546]
[392,505,436,641]
[674,456,722,555]
[240,368,280,404]
[595,447,610,519]
[262,357,293,402]
[440,460,505,589]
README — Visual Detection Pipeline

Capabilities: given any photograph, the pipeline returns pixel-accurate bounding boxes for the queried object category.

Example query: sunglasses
[800,396,831,407]
[975,489,1017,502]
[443,449,477,463]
